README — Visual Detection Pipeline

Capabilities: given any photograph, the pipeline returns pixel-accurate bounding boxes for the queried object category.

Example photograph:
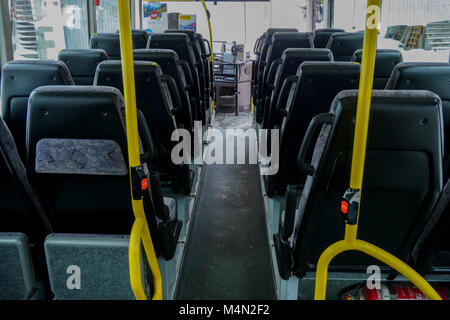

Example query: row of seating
[263,49,405,197]
[252,28,365,125]
[0,29,213,299]
[251,29,450,283]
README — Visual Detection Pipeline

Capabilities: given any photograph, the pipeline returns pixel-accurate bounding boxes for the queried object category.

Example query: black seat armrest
[297,113,334,176]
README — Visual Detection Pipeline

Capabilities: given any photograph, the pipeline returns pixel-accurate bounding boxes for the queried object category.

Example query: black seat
[0,116,53,298]
[412,178,450,275]
[58,49,109,85]
[133,48,194,134]
[326,32,364,61]
[255,32,314,124]
[352,49,403,89]
[1,60,74,161]
[195,33,213,108]
[147,33,205,124]
[313,28,345,48]
[287,90,443,277]
[90,33,126,60]
[26,85,181,259]
[253,28,299,99]
[265,62,360,197]
[116,29,149,49]
[385,62,450,177]
[164,30,209,114]
[262,48,334,131]
[94,61,193,194]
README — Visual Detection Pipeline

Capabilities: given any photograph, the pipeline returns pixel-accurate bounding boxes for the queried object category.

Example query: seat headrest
[116,29,149,49]
[272,32,312,42]
[1,60,74,97]
[27,86,128,172]
[297,61,360,76]
[165,29,196,41]
[281,48,334,62]
[293,62,360,102]
[330,89,443,152]
[268,33,314,58]
[90,33,124,60]
[133,48,179,61]
[95,60,163,83]
[149,32,190,43]
[352,49,403,78]
[326,32,364,60]
[58,49,109,77]
[313,29,346,48]
[266,28,298,37]
[386,62,450,100]
[315,28,346,34]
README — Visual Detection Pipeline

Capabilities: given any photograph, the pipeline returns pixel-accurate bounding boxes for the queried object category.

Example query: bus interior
[1,0,450,302]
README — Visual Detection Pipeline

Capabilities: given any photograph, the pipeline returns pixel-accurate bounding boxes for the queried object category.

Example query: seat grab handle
[276,75,298,117]
[266,59,283,89]
[160,74,183,115]
[297,113,334,176]
[177,59,194,90]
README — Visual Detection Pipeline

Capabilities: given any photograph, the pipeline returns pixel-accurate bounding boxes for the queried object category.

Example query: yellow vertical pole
[201,0,215,116]
[117,0,162,300]
[313,0,442,300]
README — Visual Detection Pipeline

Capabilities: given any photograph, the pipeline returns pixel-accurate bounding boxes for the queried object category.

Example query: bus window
[96,0,119,33]
[9,0,89,60]
[380,0,450,62]
[333,0,450,62]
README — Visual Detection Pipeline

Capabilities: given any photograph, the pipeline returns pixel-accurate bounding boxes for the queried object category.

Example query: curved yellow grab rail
[314,226,442,300]
[117,0,162,300]
[314,0,442,300]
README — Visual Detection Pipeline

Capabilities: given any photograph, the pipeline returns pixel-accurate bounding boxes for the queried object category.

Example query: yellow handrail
[117,0,162,300]
[200,0,215,115]
[314,0,442,300]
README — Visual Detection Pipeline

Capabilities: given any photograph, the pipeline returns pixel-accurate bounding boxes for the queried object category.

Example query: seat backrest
[90,33,125,60]
[326,32,364,61]
[293,90,443,274]
[133,48,193,133]
[1,60,74,160]
[313,28,345,48]
[0,116,52,244]
[259,32,314,99]
[0,233,37,300]
[265,48,334,130]
[278,62,360,186]
[58,49,109,85]
[116,29,149,49]
[352,49,403,89]
[385,62,450,172]
[164,30,207,104]
[147,33,205,122]
[256,28,299,88]
[94,61,177,160]
[26,86,138,234]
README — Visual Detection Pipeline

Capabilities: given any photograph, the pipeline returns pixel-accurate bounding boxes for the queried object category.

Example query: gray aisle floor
[175,113,276,300]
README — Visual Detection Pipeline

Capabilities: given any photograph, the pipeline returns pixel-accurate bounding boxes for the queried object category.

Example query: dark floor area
[175,113,276,300]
